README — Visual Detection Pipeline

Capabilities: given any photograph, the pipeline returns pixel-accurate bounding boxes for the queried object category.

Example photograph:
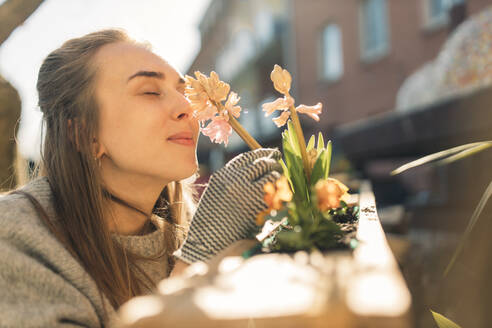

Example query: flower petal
[270,64,292,95]
[208,71,230,102]
[262,96,294,116]
[184,75,205,93]
[193,103,217,122]
[315,178,349,211]
[201,117,232,146]
[225,91,240,107]
[296,102,322,121]
[275,176,293,202]
[225,92,242,118]
[272,111,291,127]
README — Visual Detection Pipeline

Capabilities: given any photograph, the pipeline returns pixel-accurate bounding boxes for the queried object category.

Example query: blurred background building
[188,1,492,326]
[190,0,489,169]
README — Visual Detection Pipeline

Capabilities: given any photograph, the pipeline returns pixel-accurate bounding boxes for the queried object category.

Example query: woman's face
[93,42,199,185]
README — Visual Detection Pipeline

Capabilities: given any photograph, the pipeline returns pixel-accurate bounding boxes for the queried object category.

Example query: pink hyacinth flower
[224,92,241,118]
[201,117,232,146]
[193,103,217,122]
[272,111,291,127]
[262,96,294,117]
[296,103,322,122]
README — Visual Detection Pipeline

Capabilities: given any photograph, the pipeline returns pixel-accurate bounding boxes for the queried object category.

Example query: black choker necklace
[103,189,149,218]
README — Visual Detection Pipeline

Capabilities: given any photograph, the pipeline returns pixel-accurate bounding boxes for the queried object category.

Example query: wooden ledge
[116,181,412,328]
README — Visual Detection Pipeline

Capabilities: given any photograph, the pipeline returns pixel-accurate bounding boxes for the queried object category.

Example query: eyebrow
[127,70,165,82]
[127,71,186,85]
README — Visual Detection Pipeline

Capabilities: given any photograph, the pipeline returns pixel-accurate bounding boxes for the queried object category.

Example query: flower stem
[227,112,262,150]
[289,102,311,182]
[214,100,261,150]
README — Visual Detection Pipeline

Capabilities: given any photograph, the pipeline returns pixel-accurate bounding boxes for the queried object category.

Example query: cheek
[99,97,167,159]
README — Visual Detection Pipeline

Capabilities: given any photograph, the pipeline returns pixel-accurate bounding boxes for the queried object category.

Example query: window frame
[318,22,344,83]
[358,0,391,63]
[421,0,465,31]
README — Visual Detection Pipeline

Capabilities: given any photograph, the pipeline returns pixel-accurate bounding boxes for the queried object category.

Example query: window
[424,0,465,29]
[216,30,256,81]
[359,0,390,61]
[320,24,344,81]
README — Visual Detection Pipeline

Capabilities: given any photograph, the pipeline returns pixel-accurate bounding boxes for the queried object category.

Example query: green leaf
[444,180,492,277]
[287,202,300,226]
[439,142,492,166]
[279,159,293,190]
[430,310,462,328]
[317,132,324,154]
[310,150,327,186]
[309,140,333,186]
[283,144,308,204]
[282,122,310,205]
[275,230,311,251]
[286,120,301,157]
[391,141,492,175]
[325,140,332,179]
[307,135,315,151]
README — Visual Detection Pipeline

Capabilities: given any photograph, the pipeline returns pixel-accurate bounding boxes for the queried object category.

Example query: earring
[94,156,101,167]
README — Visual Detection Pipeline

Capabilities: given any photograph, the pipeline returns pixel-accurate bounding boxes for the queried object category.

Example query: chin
[171,161,199,181]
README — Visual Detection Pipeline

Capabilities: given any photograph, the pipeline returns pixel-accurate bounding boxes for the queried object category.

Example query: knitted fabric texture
[0,177,184,327]
[178,148,282,263]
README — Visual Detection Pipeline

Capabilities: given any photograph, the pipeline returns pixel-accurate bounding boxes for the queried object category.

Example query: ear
[92,137,106,159]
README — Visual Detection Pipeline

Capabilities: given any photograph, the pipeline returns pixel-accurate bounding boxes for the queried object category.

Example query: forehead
[93,42,179,83]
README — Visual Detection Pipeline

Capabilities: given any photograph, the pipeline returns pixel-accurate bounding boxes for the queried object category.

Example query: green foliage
[444,180,492,277]
[310,149,328,187]
[273,122,357,253]
[391,140,492,278]
[393,141,492,323]
[307,135,315,151]
[430,310,462,328]
[317,132,324,154]
[281,122,309,205]
[391,141,492,175]
[310,141,332,187]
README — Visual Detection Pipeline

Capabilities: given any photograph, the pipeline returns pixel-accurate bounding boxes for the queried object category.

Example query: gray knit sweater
[0,177,184,327]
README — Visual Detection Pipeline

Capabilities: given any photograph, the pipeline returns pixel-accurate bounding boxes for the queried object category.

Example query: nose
[171,91,193,121]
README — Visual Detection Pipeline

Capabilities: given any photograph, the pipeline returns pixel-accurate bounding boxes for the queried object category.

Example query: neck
[100,162,169,235]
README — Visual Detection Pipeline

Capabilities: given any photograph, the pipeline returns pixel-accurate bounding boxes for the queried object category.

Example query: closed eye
[143,91,161,96]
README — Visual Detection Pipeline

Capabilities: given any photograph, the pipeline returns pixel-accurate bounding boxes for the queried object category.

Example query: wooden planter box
[116,181,412,328]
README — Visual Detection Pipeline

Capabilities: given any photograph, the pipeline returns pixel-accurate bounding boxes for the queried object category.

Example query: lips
[167,131,195,146]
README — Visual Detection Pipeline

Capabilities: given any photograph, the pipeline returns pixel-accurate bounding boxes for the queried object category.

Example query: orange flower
[315,178,350,212]
[256,176,293,225]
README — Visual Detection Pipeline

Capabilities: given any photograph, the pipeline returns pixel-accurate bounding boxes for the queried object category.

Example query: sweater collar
[18,176,167,256]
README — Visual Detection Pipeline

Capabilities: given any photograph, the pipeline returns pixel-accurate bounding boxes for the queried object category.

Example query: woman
[0,29,281,327]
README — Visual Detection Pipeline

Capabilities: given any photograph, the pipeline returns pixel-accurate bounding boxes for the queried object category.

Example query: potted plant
[115,66,412,328]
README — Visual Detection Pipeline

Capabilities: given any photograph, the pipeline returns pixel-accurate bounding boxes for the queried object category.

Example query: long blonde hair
[30,29,194,312]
